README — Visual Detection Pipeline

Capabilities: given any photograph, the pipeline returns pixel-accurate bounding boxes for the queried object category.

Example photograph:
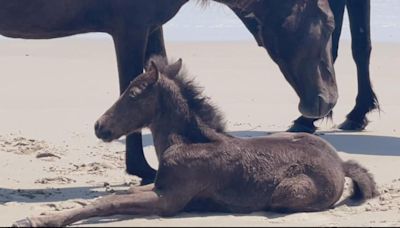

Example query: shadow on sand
[0,184,127,204]
[75,210,288,226]
[115,130,400,156]
[230,130,400,157]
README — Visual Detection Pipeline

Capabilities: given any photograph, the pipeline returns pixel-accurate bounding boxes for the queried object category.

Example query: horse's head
[258,0,337,118]
[95,59,183,142]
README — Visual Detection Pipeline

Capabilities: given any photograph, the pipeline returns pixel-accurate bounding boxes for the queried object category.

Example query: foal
[13,57,377,227]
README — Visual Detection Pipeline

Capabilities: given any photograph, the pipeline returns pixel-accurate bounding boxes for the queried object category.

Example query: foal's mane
[148,56,226,133]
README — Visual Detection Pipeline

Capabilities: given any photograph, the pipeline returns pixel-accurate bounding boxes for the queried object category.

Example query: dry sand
[0,37,399,226]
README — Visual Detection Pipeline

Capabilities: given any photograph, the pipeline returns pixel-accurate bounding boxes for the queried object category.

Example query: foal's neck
[149,78,227,158]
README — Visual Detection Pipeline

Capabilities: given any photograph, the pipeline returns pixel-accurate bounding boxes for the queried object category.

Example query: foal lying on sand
[13,57,378,227]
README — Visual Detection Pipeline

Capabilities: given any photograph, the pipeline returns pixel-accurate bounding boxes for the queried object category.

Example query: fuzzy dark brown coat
[13,57,378,227]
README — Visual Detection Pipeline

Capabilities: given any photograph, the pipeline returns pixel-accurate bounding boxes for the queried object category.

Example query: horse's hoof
[12,218,33,227]
[338,118,368,131]
[287,123,317,134]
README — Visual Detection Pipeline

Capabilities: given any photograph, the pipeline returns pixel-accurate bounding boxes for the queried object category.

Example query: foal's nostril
[94,121,100,132]
[94,121,114,141]
[101,130,113,140]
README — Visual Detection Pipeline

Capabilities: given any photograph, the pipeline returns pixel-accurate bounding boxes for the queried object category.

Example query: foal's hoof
[287,123,317,134]
[338,118,368,131]
[12,218,33,227]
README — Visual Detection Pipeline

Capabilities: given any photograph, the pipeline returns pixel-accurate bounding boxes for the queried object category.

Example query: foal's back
[159,132,345,213]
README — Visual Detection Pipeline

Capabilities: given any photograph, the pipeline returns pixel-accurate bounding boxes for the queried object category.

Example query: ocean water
[163,0,400,42]
[0,1,399,42]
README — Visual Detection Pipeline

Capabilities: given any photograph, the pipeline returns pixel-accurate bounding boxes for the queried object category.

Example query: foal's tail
[343,160,379,201]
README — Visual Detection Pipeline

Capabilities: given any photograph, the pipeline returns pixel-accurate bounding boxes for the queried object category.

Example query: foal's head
[95,58,183,142]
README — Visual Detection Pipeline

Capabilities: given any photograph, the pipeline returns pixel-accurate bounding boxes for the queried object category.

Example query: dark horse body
[290,0,379,132]
[13,57,377,227]
[0,0,337,183]
[0,0,185,183]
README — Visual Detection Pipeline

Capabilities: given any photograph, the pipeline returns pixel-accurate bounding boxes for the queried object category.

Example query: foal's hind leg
[271,174,324,212]
[338,0,379,131]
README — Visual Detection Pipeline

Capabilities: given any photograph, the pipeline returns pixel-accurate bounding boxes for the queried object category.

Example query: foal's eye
[129,87,142,98]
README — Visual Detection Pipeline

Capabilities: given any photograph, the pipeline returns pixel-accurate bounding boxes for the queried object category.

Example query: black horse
[0,0,336,183]
[289,0,379,133]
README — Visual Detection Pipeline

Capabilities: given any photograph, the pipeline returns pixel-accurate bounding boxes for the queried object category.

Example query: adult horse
[289,0,379,132]
[0,0,336,183]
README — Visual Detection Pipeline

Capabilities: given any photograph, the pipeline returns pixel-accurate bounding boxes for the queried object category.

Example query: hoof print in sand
[0,135,63,159]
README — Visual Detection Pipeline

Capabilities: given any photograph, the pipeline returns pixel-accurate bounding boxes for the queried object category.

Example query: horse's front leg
[338,0,379,131]
[112,26,156,184]
[287,116,318,133]
[145,26,167,61]
[12,190,182,227]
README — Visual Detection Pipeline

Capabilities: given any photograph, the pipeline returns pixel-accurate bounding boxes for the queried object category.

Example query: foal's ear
[165,59,183,78]
[145,61,160,85]
[129,61,159,98]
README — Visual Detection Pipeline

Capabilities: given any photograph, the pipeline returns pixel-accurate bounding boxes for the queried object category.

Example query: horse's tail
[342,160,379,201]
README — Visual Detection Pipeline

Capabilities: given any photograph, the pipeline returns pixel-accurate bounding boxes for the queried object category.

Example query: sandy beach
[0,38,399,226]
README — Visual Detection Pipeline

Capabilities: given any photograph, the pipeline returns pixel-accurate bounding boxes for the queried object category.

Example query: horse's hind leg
[338,0,378,131]
[12,190,189,227]
[271,174,324,212]
[329,0,346,62]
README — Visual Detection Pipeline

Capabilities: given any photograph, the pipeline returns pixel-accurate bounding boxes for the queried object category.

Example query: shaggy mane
[147,56,226,133]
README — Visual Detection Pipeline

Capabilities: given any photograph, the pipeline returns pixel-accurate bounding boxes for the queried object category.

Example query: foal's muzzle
[94,120,114,142]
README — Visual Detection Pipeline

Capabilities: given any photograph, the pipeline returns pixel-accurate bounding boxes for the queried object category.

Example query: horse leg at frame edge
[112,26,156,184]
[338,0,379,131]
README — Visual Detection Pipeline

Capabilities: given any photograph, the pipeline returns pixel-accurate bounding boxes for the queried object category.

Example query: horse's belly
[0,30,92,39]
[0,1,105,38]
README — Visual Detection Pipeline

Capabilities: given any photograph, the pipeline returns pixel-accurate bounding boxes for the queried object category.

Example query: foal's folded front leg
[12,189,181,227]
